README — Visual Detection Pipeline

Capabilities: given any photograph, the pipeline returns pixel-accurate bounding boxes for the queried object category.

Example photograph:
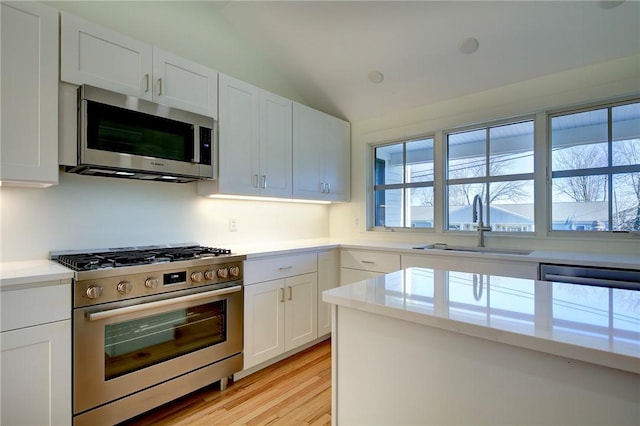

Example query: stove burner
[53,245,233,271]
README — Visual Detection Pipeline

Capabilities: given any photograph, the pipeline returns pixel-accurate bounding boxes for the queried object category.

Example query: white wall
[331,55,640,255]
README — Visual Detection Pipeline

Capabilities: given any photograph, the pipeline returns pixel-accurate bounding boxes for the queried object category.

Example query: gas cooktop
[51,244,233,272]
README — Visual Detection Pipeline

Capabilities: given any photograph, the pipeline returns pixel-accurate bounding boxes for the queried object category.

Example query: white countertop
[323,267,640,374]
[0,260,74,289]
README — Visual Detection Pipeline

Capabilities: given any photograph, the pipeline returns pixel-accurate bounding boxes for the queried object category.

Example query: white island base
[326,269,640,425]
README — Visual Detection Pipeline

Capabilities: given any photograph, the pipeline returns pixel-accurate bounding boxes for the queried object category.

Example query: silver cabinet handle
[144,74,150,92]
[361,260,375,264]
[278,266,293,271]
[261,175,267,189]
[326,182,331,193]
[157,77,163,95]
[253,174,259,188]
[288,286,293,301]
[320,182,326,193]
[279,287,285,303]
[87,285,241,321]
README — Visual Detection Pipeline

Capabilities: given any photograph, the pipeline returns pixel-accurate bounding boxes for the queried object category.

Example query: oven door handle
[87,285,242,321]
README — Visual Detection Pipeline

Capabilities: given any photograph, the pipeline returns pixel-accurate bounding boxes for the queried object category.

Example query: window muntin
[446,120,535,232]
[550,101,640,232]
[373,137,434,228]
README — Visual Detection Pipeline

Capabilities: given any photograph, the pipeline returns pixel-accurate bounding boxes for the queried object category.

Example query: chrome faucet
[472,194,491,247]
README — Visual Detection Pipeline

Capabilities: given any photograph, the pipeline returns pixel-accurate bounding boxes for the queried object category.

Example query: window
[445,120,535,232]
[373,137,434,228]
[550,101,640,232]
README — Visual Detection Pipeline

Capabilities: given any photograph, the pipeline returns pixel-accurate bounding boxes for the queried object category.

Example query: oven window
[87,101,195,162]
[104,300,226,380]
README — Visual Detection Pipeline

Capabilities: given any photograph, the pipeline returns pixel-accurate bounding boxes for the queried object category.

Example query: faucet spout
[472,194,491,247]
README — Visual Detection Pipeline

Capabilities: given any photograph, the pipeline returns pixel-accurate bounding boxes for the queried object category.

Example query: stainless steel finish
[217,268,228,278]
[86,285,103,300]
[72,85,214,182]
[253,174,259,188]
[157,77,163,95]
[327,182,331,193]
[361,260,375,264]
[87,285,241,321]
[320,182,326,193]
[278,266,293,271]
[280,287,285,303]
[261,175,267,189]
[145,277,159,289]
[229,266,240,277]
[144,74,150,92]
[540,264,640,290]
[116,280,132,294]
[288,286,293,300]
[220,376,229,391]
[472,194,491,247]
[191,271,204,282]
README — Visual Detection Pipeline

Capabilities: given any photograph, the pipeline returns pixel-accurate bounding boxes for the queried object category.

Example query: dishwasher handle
[542,274,640,291]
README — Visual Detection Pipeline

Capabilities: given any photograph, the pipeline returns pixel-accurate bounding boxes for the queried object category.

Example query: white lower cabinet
[401,254,538,279]
[1,280,71,426]
[340,249,401,285]
[317,249,339,337]
[244,272,318,369]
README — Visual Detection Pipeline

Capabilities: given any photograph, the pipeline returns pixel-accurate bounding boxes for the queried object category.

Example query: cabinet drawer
[340,250,400,273]
[244,252,318,285]
[1,282,71,332]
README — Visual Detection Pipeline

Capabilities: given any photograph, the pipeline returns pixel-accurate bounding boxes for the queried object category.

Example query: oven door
[73,283,242,416]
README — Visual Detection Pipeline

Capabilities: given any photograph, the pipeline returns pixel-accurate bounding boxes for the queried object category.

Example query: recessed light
[368,71,384,84]
[459,37,479,54]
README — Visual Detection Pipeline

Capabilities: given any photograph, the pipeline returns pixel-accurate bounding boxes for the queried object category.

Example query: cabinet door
[323,115,351,202]
[293,102,324,199]
[243,280,285,369]
[259,91,293,197]
[284,273,318,351]
[217,74,260,195]
[152,48,218,118]
[1,1,59,186]
[60,12,153,99]
[318,250,339,336]
[1,320,71,426]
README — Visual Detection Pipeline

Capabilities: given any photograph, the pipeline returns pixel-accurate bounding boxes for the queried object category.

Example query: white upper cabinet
[202,73,291,197]
[293,102,351,201]
[1,1,59,187]
[61,13,217,118]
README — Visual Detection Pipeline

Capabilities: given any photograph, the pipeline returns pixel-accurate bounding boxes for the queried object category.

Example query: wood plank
[121,339,331,426]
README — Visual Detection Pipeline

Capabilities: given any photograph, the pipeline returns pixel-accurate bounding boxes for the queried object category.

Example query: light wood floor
[122,339,332,426]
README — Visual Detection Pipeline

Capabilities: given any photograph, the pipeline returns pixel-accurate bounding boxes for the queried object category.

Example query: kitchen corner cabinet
[401,254,538,279]
[243,253,318,369]
[340,249,401,285]
[208,73,292,198]
[1,1,59,187]
[293,102,351,202]
[1,280,72,426]
[317,249,339,337]
[60,12,218,118]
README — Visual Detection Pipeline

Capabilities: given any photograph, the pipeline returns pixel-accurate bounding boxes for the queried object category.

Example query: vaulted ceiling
[215,1,640,121]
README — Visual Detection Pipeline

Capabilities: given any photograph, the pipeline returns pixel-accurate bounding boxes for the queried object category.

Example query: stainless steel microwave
[65,85,214,183]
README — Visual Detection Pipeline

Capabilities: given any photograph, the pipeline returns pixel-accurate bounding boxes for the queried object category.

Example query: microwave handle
[87,285,241,321]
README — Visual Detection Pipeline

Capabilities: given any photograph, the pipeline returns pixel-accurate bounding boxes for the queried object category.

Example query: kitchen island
[323,267,640,425]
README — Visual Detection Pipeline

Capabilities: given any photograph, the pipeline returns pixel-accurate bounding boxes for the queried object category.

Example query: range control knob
[117,280,133,295]
[217,268,229,279]
[229,266,240,277]
[86,285,103,300]
[191,271,204,283]
[145,277,159,289]
[204,270,215,280]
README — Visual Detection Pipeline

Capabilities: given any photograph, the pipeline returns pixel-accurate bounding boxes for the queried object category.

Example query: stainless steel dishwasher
[539,264,640,291]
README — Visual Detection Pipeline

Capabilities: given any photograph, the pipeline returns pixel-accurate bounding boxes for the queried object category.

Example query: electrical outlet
[229,218,238,232]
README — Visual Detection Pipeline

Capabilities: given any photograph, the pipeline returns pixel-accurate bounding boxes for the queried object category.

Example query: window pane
[551,176,608,230]
[408,187,434,228]
[489,121,534,175]
[447,183,484,230]
[375,144,403,185]
[374,189,402,227]
[406,138,434,182]
[612,173,640,231]
[448,129,486,179]
[612,103,640,167]
[551,109,608,171]
[488,180,534,232]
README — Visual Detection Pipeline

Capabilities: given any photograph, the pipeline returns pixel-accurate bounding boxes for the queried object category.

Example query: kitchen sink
[412,244,533,256]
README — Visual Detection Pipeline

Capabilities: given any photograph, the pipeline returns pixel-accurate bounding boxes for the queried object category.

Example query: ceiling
[215,1,639,122]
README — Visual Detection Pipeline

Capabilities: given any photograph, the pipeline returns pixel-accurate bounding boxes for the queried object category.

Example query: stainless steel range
[51,244,245,426]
